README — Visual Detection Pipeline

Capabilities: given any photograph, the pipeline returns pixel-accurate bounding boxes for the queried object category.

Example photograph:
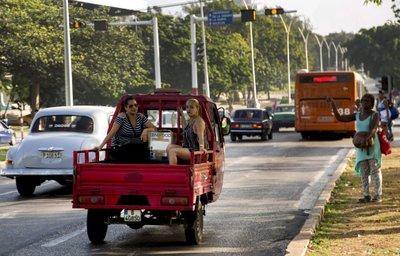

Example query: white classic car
[1,106,115,196]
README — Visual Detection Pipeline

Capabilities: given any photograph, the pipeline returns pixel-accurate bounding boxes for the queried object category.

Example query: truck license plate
[122,210,141,222]
[42,151,63,159]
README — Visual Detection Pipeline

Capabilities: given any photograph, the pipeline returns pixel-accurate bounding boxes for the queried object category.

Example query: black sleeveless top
[182,118,208,151]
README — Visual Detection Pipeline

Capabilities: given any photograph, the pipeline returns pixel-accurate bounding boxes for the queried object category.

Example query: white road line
[0,190,17,196]
[297,148,349,210]
[41,228,86,248]
[0,211,19,219]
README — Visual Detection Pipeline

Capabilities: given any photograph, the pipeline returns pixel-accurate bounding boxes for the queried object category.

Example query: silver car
[1,106,115,196]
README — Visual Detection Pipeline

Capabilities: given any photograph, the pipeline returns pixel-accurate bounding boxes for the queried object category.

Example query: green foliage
[346,23,400,85]
[0,0,323,107]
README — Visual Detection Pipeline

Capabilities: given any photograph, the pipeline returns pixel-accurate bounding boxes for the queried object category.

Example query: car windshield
[234,110,261,119]
[275,106,294,113]
[31,115,94,133]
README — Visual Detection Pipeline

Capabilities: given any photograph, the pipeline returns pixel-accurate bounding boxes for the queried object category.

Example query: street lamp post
[341,47,348,71]
[298,25,310,71]
[199,1,210,98]
[323,38,330,71]
[330,41,338,71]
[280,15,294,104]
[63,0,73,106]
[338,44,343,70]
[314,35,324,72]
[239,0,259,108]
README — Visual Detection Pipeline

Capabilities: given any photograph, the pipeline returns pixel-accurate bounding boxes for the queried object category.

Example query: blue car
[0,120,16,145]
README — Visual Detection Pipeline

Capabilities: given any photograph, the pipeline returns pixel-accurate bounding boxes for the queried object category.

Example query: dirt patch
[307,148,400,256]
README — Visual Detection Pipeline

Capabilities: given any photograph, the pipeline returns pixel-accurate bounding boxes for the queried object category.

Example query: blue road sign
[208,10,233,26]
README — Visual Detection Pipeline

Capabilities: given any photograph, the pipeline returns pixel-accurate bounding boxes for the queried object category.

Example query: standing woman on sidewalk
[327,94,382,203]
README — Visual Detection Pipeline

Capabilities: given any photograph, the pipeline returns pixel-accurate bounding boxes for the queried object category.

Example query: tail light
[78,195,105,205]
[161,197,188,206]
[5,159,13,165]
[232,123,240,128]
[252,123,263,129]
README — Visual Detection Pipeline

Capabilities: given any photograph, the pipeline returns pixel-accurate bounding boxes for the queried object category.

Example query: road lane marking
[297,148,349,210]
[0,211,19,219]
[41,228,86,247]
[0,190,17,196]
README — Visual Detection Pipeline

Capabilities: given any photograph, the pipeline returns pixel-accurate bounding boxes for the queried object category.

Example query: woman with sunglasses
[95,95,156,154]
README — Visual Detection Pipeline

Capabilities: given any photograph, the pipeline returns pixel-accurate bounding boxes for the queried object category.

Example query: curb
[285,148,355,256]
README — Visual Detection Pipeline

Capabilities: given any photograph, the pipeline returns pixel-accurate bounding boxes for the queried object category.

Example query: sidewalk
[304,140,400,255]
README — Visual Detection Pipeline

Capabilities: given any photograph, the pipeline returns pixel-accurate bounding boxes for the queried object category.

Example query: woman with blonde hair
[167,98,208,165]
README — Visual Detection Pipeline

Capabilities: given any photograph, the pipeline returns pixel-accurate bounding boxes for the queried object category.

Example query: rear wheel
[16,177,36,197]
[301,132,310,140]
[261,132,267,141]
[87,210,108,244]
[230,134,237,142]
[268,130,273,140]
[184,197,204,245]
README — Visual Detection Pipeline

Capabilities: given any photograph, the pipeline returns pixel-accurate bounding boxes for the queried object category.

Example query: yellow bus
[295,71,365,139]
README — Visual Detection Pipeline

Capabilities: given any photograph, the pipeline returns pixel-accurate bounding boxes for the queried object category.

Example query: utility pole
[330,41,338,71]
[338,44,343,70]
[314,35,324,72]
[323,38,330,71]
[190,15,198,95]
[199,1,210,98]
[280,15,294,104]
[298,26,309,71]
[63,0,73,106]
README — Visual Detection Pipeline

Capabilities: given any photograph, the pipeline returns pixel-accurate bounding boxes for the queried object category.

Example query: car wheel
[87,209,108,244]
[230,134,237,142]
[237,135,243,140]
[16,177,36,197]
[268,130,273,140]
[261,132,267,141]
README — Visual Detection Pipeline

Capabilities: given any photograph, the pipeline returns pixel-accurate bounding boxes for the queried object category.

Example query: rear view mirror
[221,116,231,136]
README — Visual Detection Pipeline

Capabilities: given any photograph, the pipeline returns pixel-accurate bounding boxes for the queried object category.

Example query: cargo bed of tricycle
[71,91,230,245]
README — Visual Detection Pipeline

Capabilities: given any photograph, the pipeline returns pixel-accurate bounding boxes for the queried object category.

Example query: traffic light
[265,8,284,16]
[196,42,205,61]
[94,19,108,31]
[381,76,388,91]
[241,9,256,22]
[70,20,85,29]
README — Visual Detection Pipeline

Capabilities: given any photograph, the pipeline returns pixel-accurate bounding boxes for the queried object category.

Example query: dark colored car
[230,108,273,141]
[272,104,295,132]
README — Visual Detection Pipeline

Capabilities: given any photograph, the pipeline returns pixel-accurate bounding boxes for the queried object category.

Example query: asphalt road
[0,129,354,256]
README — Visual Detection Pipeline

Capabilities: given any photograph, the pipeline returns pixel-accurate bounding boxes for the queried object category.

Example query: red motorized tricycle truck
[72,91,230,245]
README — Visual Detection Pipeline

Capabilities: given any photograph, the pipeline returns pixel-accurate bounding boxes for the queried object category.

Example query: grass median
[307,148,400,256]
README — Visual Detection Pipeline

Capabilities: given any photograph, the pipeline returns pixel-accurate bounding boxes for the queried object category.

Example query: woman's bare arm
[193,118,206,151]
[96,122,120,149]
[326,96,356,122]
[178,107,187,128]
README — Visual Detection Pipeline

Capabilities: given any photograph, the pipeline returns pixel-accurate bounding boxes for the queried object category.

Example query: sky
[146,0,396,35]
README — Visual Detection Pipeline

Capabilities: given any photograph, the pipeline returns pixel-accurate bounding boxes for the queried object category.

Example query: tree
[366,0,400,22]
[346,23,400,86]
[0,0,151,109]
